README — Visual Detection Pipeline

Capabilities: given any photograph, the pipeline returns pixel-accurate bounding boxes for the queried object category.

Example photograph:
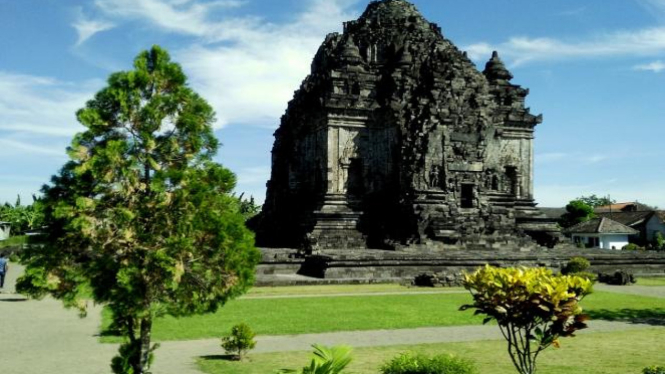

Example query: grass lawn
[0,235,27,249]
[196,328,665,374]
[101,285,665,342]
[636,277,665,286]
[245,283,462,296]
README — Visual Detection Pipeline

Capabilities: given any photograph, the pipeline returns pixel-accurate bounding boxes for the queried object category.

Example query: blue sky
[1,0,664,208]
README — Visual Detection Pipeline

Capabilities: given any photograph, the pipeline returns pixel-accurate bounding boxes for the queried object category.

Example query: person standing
[0,252,8,289]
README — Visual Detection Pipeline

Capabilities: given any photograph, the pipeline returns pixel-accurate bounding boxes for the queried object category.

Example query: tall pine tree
[17,46,260,374]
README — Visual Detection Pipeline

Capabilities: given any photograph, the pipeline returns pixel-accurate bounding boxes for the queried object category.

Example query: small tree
[221,323,257,360]
[461,266,593,374]
[236,193,261,221]
[559,200,594,228]
[561,257,590,275]
[577,194,614,208]
[16,46,260,374]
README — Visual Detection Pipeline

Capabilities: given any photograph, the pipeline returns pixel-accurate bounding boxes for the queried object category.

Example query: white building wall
[0,224,10,240]
[600,234,629,250]
[571,234,628,250]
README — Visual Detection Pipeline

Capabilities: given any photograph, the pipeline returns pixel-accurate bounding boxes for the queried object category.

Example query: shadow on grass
[199,354,240,362]
[588,308,665,326]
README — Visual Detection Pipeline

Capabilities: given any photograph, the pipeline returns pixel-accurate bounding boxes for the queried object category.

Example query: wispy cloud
[0,71,98,137]
[464,27,665,66]
[93,0,254,42]
[635,60,665,72]
[536,152,610,165]
[639,0,665,21]
[72,10,115,46]
[86,0,360,128]
[234,166,270,203]
[0,139,66,158]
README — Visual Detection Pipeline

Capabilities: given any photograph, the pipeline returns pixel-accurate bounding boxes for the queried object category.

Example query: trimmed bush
[221,323,256,361]
[562,256,590,275]
[381,352,478,374]
[623,243,643,251]
[643,366,665,374]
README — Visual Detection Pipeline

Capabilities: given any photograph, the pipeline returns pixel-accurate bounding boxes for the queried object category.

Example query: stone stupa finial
[483,51,513,83]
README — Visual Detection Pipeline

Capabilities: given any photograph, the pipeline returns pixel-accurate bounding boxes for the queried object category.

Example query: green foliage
[561,257,590,275]
[576,194,615,208]
[0,235,28,249]
[653,232,665,251]
[236,193,261,221]
[461,266,593,374]
[559,200,594,228]
[0,197,44,234]
[643,366,665,374]
[380,352,478,374]
[16,45,260,374]
[278,345,353,374]
[572,272,597,283]
[623,243,644,251]
[221,323,257,360]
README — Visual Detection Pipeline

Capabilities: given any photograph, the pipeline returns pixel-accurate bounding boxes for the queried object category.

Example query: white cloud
[635,60,665,72]
[535,152,610,165]
[88,0,360,128]
[234,166,270,203]
[93,0,255,42]
[0,139,66,158]
[174,0,358,128]
[0,72,97,137]
[464,27,665,66]
[639,0,665,21]
[73,13,115,46]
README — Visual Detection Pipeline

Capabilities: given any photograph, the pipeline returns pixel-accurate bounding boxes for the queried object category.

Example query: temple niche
[254,0,562,251]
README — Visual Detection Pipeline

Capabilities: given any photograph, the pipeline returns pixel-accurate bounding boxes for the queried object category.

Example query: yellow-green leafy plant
[460,265,593,374]
[277,344,352,374]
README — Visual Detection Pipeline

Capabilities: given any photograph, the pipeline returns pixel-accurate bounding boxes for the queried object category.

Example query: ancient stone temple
[255,0,561,251]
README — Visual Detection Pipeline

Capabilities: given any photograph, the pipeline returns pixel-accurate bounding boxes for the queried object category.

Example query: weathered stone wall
[255,0,561,251]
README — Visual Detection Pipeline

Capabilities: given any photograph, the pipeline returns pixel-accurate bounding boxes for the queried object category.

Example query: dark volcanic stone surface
[255,0,561,251]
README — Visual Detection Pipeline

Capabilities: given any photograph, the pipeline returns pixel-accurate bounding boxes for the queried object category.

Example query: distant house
[564,217,638,250]
[594,202,655,213]
[595,202,665,244]
[0,221,10,241]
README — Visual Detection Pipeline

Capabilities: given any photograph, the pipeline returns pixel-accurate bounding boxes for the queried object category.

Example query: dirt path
[4,264,665,374]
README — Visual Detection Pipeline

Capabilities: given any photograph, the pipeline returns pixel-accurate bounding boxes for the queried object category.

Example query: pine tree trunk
[138,316,153,373]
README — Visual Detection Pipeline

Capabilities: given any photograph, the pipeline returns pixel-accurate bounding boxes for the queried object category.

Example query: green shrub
[381,352,478,374]
[461,266,592,374]
[562,256,590,275]
[221,323,256,361]
[278,344,353,374]
[574,271,597,283]
[643,366,665,374]
[623,243,643,251]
